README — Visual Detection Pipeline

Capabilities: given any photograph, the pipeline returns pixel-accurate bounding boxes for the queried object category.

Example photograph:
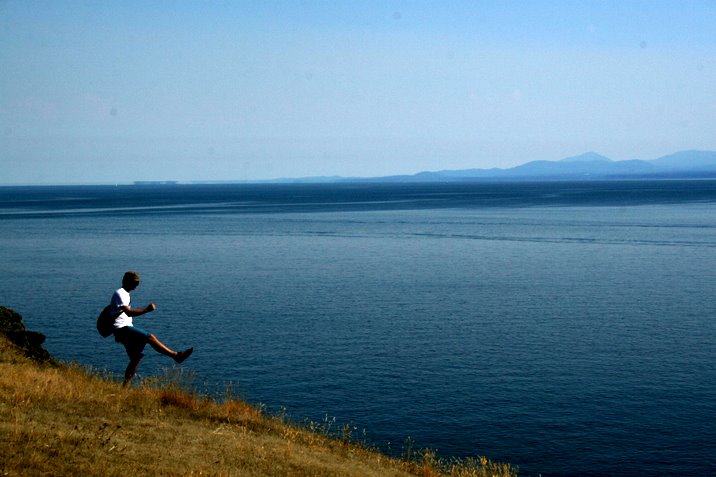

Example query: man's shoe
[174,347,194,364]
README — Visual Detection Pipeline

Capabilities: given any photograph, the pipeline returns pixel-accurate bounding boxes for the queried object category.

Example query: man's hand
[147,303,157,312]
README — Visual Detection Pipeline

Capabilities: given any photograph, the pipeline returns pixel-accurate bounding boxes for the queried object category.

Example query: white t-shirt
[111,287,133,329]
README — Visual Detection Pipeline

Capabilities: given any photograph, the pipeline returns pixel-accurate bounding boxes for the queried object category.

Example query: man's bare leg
[147,334,178,358]
[123,356,142,387]
[147,334,193,364]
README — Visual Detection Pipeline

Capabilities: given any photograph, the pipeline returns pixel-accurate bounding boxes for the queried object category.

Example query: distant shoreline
[2,175,716,188]
[2,149,715,187]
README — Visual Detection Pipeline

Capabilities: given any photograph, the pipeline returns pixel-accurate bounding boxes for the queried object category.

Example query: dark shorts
[113,326,151,360]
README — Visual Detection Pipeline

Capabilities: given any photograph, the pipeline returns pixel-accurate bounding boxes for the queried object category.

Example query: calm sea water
[1,181,715,477]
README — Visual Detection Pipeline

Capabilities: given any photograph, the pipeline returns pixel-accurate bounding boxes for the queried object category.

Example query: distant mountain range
[263,150,716,183]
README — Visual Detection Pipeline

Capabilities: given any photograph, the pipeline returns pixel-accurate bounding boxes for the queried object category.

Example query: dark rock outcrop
[0,306,53,363]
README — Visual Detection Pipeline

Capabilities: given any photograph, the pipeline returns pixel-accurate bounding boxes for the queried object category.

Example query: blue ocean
[1,181,715,477]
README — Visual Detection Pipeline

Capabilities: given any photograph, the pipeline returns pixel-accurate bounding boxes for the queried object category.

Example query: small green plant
[403,436,417,463]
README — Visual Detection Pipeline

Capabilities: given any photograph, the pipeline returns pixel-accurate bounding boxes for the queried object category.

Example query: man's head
[122,271,141,291]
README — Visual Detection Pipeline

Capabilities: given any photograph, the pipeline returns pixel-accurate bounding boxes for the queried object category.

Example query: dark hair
[122,271,141,287]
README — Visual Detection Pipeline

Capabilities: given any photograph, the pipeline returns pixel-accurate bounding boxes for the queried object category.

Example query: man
[111,271,193,387]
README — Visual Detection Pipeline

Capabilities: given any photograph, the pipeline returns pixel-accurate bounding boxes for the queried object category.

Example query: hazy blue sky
[1,1,715,184]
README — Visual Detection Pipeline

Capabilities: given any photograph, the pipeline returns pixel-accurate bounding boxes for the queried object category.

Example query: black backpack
[96,305,116,338]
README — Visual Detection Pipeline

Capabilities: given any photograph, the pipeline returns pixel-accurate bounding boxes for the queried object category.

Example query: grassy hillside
[0,308,517,477]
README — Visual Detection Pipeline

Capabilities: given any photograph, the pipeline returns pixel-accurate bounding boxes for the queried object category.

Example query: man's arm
[119,303,157,317]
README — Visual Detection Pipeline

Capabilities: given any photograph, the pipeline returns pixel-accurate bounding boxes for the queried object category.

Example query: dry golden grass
[0,335,517,477]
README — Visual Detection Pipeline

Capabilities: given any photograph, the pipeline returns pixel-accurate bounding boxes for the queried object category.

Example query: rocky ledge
[0,306,53,363]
